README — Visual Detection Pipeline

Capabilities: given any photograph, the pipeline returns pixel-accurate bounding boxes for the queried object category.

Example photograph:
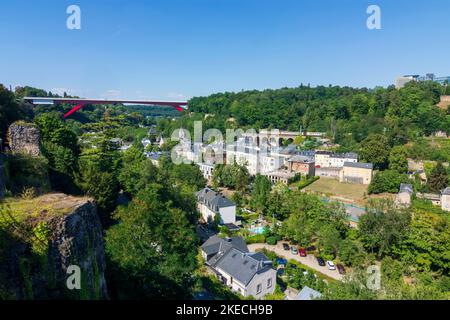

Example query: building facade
[201,236,276,299]
[395,183,414,208]
[287,155,315,176]
[196,188,236,224]
[340,162,373,185]
[442,188,450,212]
[315,151,358,168]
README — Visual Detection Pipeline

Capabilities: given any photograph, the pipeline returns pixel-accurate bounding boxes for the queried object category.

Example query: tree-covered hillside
[187,82,449,142]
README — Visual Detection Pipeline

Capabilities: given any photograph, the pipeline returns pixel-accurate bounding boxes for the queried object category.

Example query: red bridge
[23,97,189,119]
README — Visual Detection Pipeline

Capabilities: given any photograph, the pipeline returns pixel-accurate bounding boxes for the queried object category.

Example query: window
[267,278,273,289]
[256,284,262,294]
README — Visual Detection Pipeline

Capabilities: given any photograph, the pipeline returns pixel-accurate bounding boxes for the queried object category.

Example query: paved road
[248,242,343,281]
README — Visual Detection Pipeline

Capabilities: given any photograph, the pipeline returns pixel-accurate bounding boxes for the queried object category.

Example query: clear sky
[0,0,449,100]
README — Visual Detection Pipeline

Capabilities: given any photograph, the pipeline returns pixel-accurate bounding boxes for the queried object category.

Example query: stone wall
[7,122,41,157]
[0,194,108,299]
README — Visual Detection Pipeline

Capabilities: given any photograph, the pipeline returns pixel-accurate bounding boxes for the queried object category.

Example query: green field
[304,177,369,204]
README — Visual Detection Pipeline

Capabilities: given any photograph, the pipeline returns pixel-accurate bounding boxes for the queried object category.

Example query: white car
[327,261,336,270]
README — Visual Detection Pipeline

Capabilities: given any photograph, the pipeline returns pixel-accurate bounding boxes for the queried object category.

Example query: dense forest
[154,82,448,152]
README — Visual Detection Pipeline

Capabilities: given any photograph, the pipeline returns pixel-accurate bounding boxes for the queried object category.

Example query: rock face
[7,122,41,157]
[0,194,108,299]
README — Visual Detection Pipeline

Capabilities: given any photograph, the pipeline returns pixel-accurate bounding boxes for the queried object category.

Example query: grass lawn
[0,194,91,227]
[304,177,369,204]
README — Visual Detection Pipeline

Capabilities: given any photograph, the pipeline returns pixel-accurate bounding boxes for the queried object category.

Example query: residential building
[201,236,276,299]
[314,162,373,185]
[262,170,295,185]
[314,151,358,168]
[198,162,215,181]
[144,151,167,167]
[395,75,419,89]
[141,138,152,149]
[340,162,373,185]
[196,188,236,224]
[395,183,414,208]
[417,192,441,206]
[315,167,342,180]
[287,155,315,176]
[226,144,260,175]
[259,154,285,174]
[441,187,450,212]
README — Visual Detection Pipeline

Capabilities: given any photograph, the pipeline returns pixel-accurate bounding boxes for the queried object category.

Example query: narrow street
[248,242,344,281]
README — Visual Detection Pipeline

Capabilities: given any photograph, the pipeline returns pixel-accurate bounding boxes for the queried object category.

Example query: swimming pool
[248,226,266,234]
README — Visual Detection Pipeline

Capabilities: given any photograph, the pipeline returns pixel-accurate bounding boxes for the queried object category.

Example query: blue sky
[0,0,449,100]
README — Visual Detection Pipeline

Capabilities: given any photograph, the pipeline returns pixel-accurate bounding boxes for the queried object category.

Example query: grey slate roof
[288,155,314,163]
[315,151,358,159]
[399,183,414,194]
[213,248,273,286]
[295,286,322,300]
[343,162,373,169]
[279,145,298,155]
[442,187,450,195]
[201,235,248,257]
[197,188,236,213]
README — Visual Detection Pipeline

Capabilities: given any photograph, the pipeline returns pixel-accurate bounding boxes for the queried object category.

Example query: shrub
[245,234,265,244]
[297,176,320,190]
[368,170,409,194]
[5,155,50,195]
[266,236,277,245]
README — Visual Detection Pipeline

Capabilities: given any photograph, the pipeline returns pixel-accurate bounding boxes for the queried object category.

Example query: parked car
[327,261,336,270]
[337,263,346,275]
[316,256,325,266]
[299,248,307,257]
[306,245,316,252]
[291,246,298,255]
[282,243,290,251]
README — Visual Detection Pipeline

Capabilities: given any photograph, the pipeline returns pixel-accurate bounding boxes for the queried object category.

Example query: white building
[225,140,290,176]
[395,183,414,208]
[201,236,276,299]
[197,162,215,181]
[263,170,295,185]
[196,188,236,224]
[226,144,260,175]
[141,138,152,149]
[315,151,358,168]
[441,187,450,212]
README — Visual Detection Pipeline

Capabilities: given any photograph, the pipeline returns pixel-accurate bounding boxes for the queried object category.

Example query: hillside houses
[201,236,276,299]
[196,188,236,224]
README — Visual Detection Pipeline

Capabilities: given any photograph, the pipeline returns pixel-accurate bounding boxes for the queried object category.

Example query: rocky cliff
[7,121,41,157]
[0,194,108,299]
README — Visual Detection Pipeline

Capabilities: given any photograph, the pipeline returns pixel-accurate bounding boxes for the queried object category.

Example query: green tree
[368,170,409,194]
[118,146,158,196]
[105,184,198,299]
[358,199,411,257]
[338,239,366,267]
[251,174,272,213]
[388,145,409,173]
[427,162,449,193]
[360,134,391,169]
